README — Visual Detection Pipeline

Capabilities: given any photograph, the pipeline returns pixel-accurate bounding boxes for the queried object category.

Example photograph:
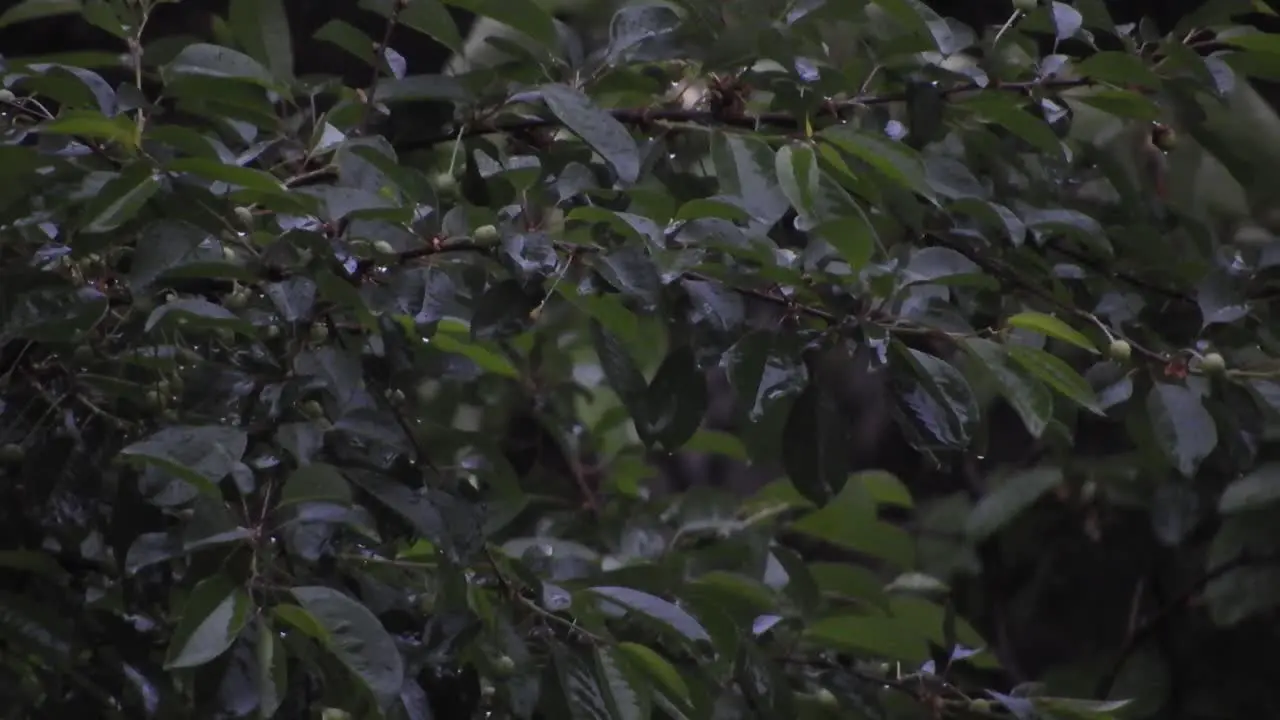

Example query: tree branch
[405,77,1097,148]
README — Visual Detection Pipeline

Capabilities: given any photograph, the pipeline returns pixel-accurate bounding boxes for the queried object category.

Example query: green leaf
[1219,462,1280,513]
[428,319,521,378]
[39,109,136,146]
[782,384,850,504]
[961,338,1053,438]
[228,0,293,81]
[594,645,650,720]
[617,643,690,705]
[1005,311,1098,353]
[588,586,710,643]
[128,220,235,292]
[591,319,652,442]
[1076,89,1164,121]
[541,84,639,184]
[290,586,405,710]
[804,614,931,664]
[144,298,255,337]
[1074,52,1163,90]
[256,617,287,719]
[166,43,278,89]
[0,0,80,27]
[965,465,1064,541]
[645,346,708,452]
[118,425,249,497]
[1007,345,1102,415]
[164,575,252,669]
[776,142,820,218]
[167,158,286,193]
[893,345,981,449]
[713,131,789,226]
[1147,383,1218,478]
[819,126,935,202]
[79,164,161,233]
[901,246,982,285]
[792,479,917,569]
[345,470,484,563]
[441,0,556,48]
[962,93,1064,159]
[280,463,353,506]
[360,0,463,54]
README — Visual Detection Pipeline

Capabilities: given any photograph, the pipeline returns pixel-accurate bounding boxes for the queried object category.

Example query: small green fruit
[813,688,838,708]
[301,400,325,419]
[264,324,282,339]
[164,292,177,304]
[144,390,164,410]
[309,323,329,343]
[415,379,435,404]
[432,171,458,192]
[372,239,396,255]
[215,327,234,343]
[222,245,238,262]
[1108,339,1132,362]
[233,206,254,227]
[225,291,248,310]
[473,224,500,244]
[156,379,172,394]
[1201,352,1226,374]
[0,89,15,103]
[492,654,516,675]
[970,699,993,712]
[0,443,25,464]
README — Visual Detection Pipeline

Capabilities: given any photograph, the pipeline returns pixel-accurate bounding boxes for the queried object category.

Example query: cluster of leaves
[3,0,1280,717]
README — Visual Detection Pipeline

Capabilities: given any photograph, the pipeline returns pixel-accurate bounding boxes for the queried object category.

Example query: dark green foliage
[3,0,1280,719]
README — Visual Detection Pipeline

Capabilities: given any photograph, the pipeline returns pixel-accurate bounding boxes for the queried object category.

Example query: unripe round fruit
[264,324,281,339]
[0,89,15,103]
[164,292,177,304]
[1201,352,1226,374]
[222,246,237,262]
[492,654,515,675]
[233,206,254,227]
[813,688,838,708]
[1152,124,1177,152]
[473,224,500,244]
[1108,339,1132,362]
[156,379,171,394]
[372,239,396,255]
[970,699,993,712]
[215,327,234,343]
[145,390,164,410]
[225,291,247,310]
[415,379,435,404]
[162,409,179,423]
[432,172,457,192]
[309,323,329,343]
[301,400,325,419]
[0,443,25,464]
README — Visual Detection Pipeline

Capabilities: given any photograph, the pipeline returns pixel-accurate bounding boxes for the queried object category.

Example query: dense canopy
[2,0,1280,718]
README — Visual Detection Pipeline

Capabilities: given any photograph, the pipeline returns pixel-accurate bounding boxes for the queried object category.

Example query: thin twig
[404,78,1096,148]
[1094,551,1280,699]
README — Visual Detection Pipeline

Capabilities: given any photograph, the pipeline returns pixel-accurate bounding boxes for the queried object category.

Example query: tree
[2,0,1280,717]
